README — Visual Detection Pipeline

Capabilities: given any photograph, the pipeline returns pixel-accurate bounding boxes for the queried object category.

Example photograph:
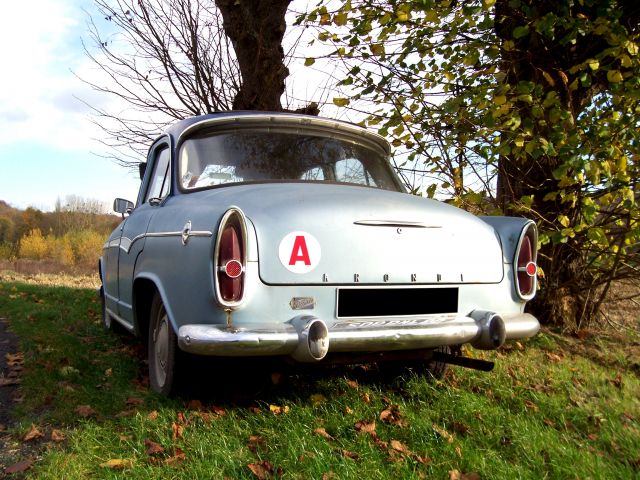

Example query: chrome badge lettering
[289,297,316,310]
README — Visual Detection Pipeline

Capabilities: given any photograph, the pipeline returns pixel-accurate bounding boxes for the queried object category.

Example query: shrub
[46,233,75,266]
[67,230,105,268]
[19,229,48,260]
[0,242,14,260]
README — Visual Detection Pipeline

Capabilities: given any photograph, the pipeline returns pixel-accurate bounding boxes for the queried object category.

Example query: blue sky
[0,0,148,211]
[0,0,355,212]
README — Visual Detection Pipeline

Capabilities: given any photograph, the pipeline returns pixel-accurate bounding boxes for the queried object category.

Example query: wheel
[423,345,450,380]
[148,292,180,395]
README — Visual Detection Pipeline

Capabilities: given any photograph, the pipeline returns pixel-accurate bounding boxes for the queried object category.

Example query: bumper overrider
[177,311,540,362]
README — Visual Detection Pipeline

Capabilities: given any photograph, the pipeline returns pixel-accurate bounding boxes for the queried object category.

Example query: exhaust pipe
[290,316,330,362]
[470,310,506,350]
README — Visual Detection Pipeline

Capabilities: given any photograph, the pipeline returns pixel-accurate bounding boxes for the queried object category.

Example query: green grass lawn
[0,278,638,479]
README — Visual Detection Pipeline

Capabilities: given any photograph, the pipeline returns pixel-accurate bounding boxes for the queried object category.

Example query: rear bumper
[177,312,539,360]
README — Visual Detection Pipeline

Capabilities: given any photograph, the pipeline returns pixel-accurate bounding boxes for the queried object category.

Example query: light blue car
[99,112,540,395]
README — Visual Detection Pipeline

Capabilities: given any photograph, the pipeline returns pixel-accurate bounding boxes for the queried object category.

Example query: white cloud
[0,0,111,152]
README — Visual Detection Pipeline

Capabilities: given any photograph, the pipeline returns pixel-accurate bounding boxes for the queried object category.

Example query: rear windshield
[178,129,401,191]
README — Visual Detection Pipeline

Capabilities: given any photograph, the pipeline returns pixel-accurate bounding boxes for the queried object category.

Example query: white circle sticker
[278,231,321,274]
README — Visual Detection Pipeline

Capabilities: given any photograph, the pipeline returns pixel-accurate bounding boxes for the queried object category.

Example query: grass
[0,273,639,479]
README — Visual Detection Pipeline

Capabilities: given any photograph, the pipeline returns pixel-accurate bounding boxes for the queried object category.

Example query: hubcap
[153,312,169,387]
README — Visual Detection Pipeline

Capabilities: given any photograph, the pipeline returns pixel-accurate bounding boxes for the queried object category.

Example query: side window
[145,147,170,203]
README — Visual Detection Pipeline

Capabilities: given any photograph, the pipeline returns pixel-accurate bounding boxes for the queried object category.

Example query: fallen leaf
[525,400,539,412]
[5,352,24,366]
[390,439,408,453]
[345,379,359,389]
[5,460,33,474]
[269,404,289,415]
[361,392,370,403]
[164,447,186,465]
[171,422,184,440]
[322,471,336,480]
[23,424,44,442]
[543,418,556,427]
[340,449,359,460]
[314,427,334,441]
[76,405,96,418]
[0,377,20,386]
[455,446,462,457]
[147,410,159,420]
[380,404,407,427]
[310,393,326,406]
[144,438,165,456]
[126,397,144,407]
[51,429,65,442]
[176,412,188,424]
[248,460,276,479]
[610,373,623,389]
[452,421,470,435]
[211,405,226,417]
[354,420,376,435]
[100,459,133,469]
[115,410,135,418]
[413,454,431,464]
[345,406,354,414]
[186,399,203,410]
[545,352,562,362]
[104,368,112,377]
[433,424,455,443]
[247,435,267,454]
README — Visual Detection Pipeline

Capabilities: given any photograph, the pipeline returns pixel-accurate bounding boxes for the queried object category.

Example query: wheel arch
[132,274,177,345]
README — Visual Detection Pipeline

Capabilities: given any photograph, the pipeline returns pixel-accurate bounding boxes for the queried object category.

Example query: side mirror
[139,162,147,181]
[113,198,134,218]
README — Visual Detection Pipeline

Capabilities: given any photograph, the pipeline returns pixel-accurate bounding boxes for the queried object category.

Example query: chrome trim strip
[119,230,213,253]
[177,312,540,356]
[353,220,441,228]
[178,114,391,155]
[106,307,135,333]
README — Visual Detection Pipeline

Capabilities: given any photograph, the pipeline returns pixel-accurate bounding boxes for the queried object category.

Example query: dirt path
[0,318,20,428]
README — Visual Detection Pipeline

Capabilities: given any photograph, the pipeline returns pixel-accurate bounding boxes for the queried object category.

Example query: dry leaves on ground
[23,424,44,442]
[247,460,282,479]
[5,460,33,474]
[100,459,133,469]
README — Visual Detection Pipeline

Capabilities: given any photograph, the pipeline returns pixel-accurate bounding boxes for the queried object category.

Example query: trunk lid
[198,183,503,285]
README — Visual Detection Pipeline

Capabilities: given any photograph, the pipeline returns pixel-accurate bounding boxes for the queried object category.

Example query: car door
[116,140,171,326]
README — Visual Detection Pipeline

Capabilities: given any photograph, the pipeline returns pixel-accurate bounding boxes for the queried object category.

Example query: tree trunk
[215,0,291,111]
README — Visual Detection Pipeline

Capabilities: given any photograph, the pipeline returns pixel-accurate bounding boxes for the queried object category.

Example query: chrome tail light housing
[214,207,248,308]
[514,221,538,300]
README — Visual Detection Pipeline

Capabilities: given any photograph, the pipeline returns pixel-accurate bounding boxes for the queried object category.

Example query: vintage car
[99,112,540,395]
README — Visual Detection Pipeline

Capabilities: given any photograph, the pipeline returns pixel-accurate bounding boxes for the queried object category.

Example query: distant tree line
[0,197,119,269]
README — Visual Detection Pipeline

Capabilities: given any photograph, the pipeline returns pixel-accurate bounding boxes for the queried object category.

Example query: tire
[423,345,450,380]
[148,292,180,395]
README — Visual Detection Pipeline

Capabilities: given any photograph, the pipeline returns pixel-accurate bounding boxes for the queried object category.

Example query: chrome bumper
[177,312,539,361]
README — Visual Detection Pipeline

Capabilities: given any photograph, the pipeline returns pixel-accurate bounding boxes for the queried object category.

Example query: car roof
[162,111,391,155]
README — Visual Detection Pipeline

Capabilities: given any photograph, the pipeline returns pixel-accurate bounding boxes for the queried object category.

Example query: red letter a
[289,235,311,265]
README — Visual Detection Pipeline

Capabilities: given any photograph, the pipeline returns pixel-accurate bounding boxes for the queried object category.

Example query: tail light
[514,222,538,300]
[214,208,247,308]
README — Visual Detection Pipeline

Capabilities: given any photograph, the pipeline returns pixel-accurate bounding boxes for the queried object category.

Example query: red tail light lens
[515,224,537,299]
[218,225,243,301]
[214,208,247,307]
